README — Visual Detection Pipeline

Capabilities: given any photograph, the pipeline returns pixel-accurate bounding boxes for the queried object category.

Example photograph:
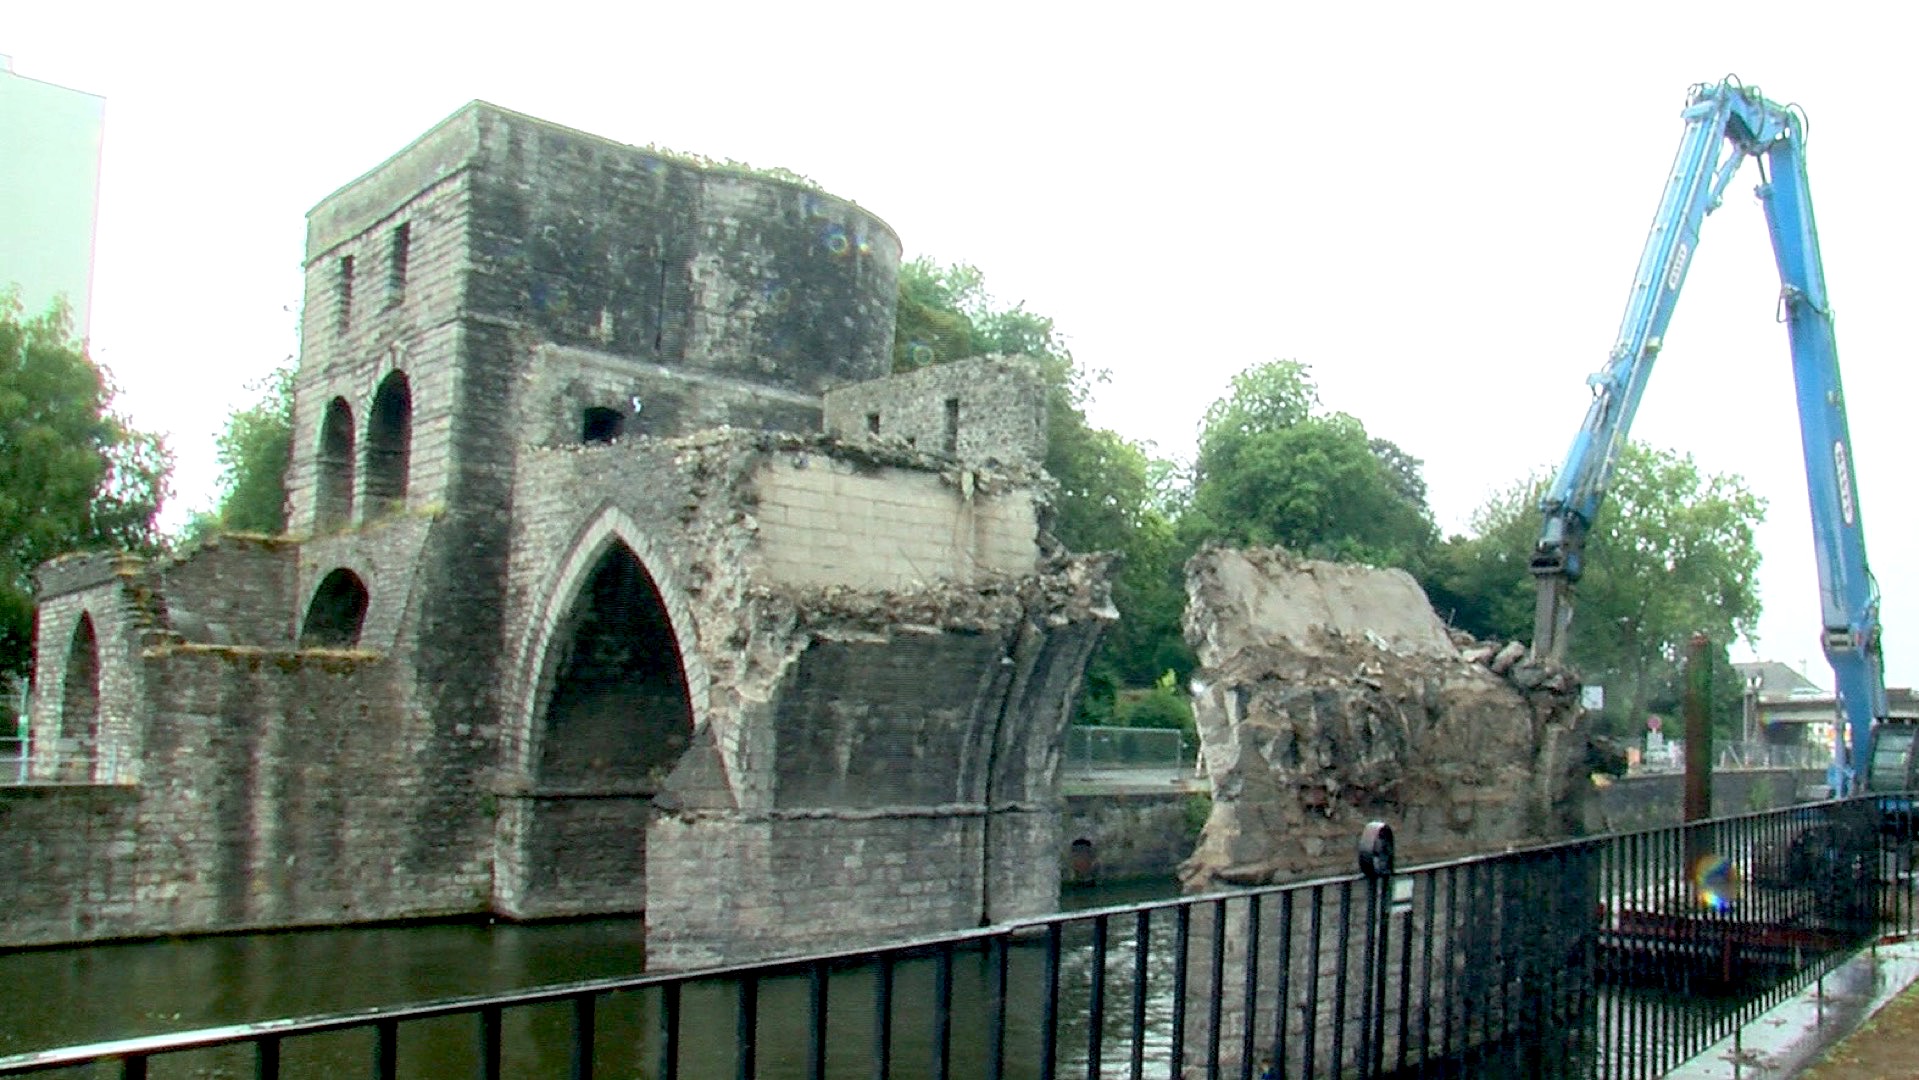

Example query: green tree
[1425,443,1765,737]
[0,291,170,688]
[1421,474,1546,642]
[182,362,294,541]
[892,259,1192,717]
[893,258,1067,376]
[1185,360,1435,568]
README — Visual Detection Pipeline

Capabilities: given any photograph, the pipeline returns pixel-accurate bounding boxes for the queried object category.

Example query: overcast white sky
[8,2,1918,688]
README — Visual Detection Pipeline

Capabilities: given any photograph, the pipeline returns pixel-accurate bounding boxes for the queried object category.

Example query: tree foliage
[1185,360,1435,568]
[1422,443,1766,736]
[894,258,1066,375]
[893,259,1192,717]
[183,362,294,541]
[0,291,170,685]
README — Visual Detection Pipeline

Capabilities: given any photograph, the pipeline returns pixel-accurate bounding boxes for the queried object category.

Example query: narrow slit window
[943,397,960,456]
[336,255,355,334]
[866,412,881,435]
[388,223,411,300]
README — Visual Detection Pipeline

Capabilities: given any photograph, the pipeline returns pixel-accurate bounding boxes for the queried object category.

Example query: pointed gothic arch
[534,541,693,788]
[511,509,715,784]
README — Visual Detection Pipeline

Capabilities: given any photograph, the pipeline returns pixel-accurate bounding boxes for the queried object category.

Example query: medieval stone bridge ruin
[6,103,1112,967]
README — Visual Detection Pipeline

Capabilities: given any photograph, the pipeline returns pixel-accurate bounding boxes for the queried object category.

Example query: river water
[0,881,1180,1077]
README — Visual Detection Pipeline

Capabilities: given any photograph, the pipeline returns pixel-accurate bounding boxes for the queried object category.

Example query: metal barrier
[1634,741,1828,774]
[1065,725,1186,777]
[0,739,121,785]
[1,795,1909,1078]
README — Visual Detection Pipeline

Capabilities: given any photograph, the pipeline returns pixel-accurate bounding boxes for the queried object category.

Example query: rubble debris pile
[1180,547,1592,890]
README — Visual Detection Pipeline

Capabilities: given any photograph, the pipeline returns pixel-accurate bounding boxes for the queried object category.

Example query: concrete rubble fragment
[1179,546,1593,890]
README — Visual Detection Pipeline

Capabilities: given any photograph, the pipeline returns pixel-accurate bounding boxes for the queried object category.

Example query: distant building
[0,54,105,333]
[1732,660,1919,752]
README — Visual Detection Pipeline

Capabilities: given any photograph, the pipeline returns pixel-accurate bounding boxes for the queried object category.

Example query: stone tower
[13,103,1110,966]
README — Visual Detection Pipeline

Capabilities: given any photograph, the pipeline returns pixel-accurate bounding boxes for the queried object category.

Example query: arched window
[316,397,355,530]
[300,569,370,648]
[537,543,693,788]
[365,372,412,516]
[60,614,100,781]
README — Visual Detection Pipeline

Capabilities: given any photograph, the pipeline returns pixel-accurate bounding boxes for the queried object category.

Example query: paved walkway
[1669,942,1919,1079]
[1061,766,1205,796]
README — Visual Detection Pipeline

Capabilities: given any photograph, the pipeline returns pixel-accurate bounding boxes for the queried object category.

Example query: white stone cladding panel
[754,459,1038,590]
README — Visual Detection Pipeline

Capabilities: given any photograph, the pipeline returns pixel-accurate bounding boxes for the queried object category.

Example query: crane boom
[1529,78,1887,793]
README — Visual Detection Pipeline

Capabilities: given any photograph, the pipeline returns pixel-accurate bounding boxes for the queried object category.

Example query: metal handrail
[0,793,1908,1078]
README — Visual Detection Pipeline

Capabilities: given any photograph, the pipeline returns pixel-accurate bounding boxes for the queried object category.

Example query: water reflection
[0,883,1185,1078]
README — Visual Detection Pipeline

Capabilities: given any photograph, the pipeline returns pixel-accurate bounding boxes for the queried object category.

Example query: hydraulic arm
[1529,78,1887,792]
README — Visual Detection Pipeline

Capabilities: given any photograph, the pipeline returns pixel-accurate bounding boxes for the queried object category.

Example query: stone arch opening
[300,569,370,648]
[537,542,693,789]
[60,614,100,780]
[582,406,624,444]
[317,397,355,529]
[365,372,412,515]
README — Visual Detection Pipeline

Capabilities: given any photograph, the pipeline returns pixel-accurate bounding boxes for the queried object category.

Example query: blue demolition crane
[1529,77,1889,795]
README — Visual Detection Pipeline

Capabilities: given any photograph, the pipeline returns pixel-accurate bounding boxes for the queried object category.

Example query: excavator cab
[1865,723,1919,794]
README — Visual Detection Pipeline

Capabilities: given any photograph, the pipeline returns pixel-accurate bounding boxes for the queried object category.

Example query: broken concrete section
[1180,547,1592,890]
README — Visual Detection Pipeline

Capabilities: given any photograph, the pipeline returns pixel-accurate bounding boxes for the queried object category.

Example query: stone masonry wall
[289,167,470,535]
[0,645,486,947]
[643,815,987,969]
[1062,791,1202,885]
[823,354,1049,467]
[1594,767,1826,833]
[496,429,1109,954]
[146,536,299,647]
[11,101,1109,966]
[450,104,901,408]
[32,555,154,784]
[0,787,140,943]
[1182,548,1591,888]
[521,342,823,448]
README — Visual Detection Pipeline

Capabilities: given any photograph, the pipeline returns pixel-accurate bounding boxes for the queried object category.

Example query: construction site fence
[1065,724,1189,776]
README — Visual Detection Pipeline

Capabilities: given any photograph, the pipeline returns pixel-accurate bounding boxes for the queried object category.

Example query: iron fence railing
[0,738,122,785]
[1065,725,1188,778]
[1632,741,1828,774]
[0,795,1910,1079]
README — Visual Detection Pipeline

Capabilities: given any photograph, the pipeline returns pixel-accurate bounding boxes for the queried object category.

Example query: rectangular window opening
[336,255,355,334]
[866,412,881,435]
[388,223,411,300]
[943,397,960,456]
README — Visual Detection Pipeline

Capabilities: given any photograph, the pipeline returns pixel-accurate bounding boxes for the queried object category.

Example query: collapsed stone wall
[1177,547,1598,1076]
[501,426,1112,965]
[1180,547,1592,890]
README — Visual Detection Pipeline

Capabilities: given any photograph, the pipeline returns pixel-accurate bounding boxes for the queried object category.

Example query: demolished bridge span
[1180,546,1595,891]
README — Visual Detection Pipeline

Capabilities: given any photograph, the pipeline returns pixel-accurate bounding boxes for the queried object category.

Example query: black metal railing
[2,795,1910,1079]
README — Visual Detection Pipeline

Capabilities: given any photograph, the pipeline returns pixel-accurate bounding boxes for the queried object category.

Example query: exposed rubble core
[1180,547,1592,890]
